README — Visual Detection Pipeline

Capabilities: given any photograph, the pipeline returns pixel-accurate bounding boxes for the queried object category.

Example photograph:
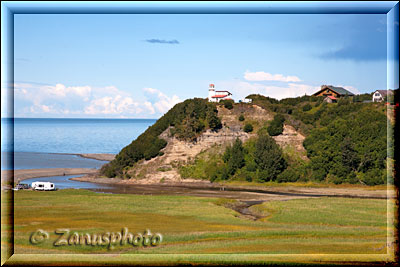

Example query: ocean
[1,118,156,170]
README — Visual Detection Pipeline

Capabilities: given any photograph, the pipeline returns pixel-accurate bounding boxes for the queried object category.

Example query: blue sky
[12,13,388,118]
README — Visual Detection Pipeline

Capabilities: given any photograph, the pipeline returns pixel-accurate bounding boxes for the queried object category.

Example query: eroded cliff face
[272,124,308,161]
[124,104,307,184]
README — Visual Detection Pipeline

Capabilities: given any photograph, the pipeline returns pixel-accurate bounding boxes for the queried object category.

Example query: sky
[11,13,388,118]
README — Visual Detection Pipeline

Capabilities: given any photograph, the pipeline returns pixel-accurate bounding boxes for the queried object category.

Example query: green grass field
[6,189,394,258]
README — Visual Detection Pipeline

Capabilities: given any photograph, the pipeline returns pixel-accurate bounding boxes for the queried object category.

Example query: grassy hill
[102,94,393,186]
[247,94,392,185]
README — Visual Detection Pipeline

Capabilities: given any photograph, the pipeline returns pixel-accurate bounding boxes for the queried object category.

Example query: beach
[78,153,115,161]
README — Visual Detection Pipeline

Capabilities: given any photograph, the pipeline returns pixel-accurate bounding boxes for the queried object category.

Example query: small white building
[372,90,393,102]
[243,97,252,103]
[208,84,233,102]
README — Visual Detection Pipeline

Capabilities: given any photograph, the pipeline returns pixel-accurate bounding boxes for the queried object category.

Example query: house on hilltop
[208,84,233,102]
[313,85,355,98]
[372,89,394,102]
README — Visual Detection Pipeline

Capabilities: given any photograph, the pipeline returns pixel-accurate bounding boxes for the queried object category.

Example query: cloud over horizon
[14,82,181,118]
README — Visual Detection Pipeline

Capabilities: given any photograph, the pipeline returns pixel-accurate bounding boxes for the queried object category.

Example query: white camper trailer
[32,181,55,191]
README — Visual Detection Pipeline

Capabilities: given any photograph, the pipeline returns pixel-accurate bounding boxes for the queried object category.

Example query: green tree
[243,123,253,133]
[341,137,360,172]
[226,138,245,175]
[254,133,287,182]
[207,108,222,131]
[267,114,285,136]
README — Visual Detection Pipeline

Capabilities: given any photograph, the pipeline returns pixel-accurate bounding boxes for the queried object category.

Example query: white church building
[208,84,233,102]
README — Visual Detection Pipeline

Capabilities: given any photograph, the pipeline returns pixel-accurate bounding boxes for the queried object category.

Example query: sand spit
[78,153,115,161]
[2,168,98,183]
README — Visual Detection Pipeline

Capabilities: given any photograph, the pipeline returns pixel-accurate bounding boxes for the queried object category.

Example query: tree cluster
[208,134,287,183]
[267,114,285,136]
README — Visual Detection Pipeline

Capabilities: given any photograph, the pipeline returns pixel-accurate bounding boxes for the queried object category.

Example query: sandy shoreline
[78,153,115,161]
[2,168,98,184]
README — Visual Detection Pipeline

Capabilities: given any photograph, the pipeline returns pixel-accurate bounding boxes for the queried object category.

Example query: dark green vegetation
[181,134,287,183]
[101,98,221,177]
[267,114,285,136]
[238,114,245,121]
[303,107,388,185]
[243,123,253,133]
[12,190,389,256]
[220,99,234,110]
[247,94,392,185]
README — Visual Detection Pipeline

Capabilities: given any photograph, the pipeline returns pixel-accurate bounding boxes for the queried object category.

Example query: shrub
[238,114,245,121]
[267,114,285,136]
[243,123,253,133]
[221,99,234,109]
[276,168,300,183]
[302,103,312,111]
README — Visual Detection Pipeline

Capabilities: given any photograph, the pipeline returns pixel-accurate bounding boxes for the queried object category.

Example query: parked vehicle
[12,183,31,191]
[31,182,56,191]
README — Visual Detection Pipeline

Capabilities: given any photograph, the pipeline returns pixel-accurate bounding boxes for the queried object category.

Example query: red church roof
[212,94,229,98]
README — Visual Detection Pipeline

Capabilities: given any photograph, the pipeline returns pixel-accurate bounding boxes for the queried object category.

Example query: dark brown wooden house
[313,85,355,98]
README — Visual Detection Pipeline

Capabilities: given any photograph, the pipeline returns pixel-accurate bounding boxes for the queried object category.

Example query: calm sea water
[1,118,156,171]
[2,118,156,154]
[1,152,108,170]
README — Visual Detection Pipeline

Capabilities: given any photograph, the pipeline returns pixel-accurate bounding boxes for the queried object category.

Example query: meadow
[7,189,393,252]
[1,188,396,265]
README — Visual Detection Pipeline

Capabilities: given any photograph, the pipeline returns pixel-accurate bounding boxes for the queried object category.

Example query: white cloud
[84,94,147,116]
[29,104,54,113]
[14,82,181,118]
[244,71,302,82]
[144,101,155,114]
[40,83,92,100]
[143,87,181,113]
